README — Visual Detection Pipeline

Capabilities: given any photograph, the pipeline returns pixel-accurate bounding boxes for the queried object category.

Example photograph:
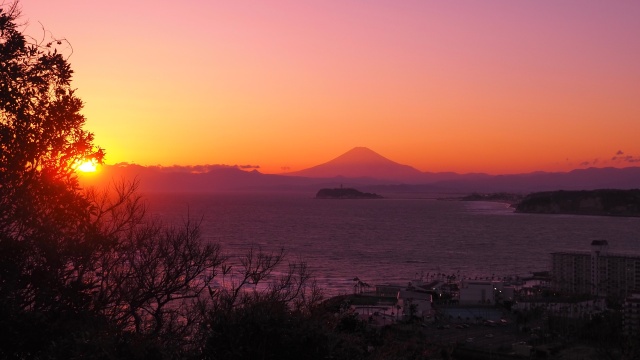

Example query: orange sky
[22,1,640,174]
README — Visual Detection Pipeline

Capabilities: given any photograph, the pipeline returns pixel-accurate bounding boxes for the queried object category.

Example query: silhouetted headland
[515,189,640,217]
[315,187,383,199]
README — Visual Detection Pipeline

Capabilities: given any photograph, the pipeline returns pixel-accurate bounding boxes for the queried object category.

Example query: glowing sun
[75,159,98,173]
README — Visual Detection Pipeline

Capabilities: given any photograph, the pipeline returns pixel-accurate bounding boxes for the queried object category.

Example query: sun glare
[76,159,98,173]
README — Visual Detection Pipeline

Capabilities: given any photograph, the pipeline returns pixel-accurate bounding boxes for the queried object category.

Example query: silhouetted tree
[0,2,107,357]
[0,3,415,359]
[201,249,331,360]
[0,3,225,358]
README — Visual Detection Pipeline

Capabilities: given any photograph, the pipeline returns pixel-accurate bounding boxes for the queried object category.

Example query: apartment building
[551,240,640,298]
[623,292,640,337]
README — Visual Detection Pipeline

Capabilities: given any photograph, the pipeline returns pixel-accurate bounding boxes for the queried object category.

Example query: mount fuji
[284,147,427,183]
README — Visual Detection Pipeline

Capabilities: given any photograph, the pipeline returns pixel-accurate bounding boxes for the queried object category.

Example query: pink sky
[21,1,640,174]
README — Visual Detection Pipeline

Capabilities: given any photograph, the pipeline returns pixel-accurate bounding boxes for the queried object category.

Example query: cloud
[579,159,599,167]
[609,153,640,164]
[106,164,264,173]
[622,156,640,163]
[281,166,291,171]
[581,151,640,168]
[125,164,252,173]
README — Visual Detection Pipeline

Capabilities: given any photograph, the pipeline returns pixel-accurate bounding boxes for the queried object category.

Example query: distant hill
[515,189,640,217]
[427,167,640,193]
[80,149,640,194]
[80,163,321,193]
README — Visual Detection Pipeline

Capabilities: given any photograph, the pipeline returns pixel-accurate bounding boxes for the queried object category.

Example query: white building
[397,289,433,319]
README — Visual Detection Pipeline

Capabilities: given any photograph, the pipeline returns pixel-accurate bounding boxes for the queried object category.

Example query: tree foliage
[0,3,109,357]
[1,0,104,342]
[0,0,103,196]
[0,3,394,359]
[0,6,327,356]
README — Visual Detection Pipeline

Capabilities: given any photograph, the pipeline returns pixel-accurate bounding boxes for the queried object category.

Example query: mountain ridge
[80,148,640,194]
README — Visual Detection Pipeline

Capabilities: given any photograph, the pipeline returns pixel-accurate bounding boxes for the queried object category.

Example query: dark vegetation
[0,3,433,359]
[316,187,383,199]
[0,4,310,358]
[515,189,640,217]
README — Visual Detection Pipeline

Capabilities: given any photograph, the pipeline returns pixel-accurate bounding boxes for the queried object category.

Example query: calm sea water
[145,192,640,295]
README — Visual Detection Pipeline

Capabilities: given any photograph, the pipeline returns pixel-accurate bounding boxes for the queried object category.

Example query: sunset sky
[21,1,640,174]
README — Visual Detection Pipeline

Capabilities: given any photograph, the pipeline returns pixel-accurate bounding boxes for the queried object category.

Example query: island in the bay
[515,189,640,217]
[315,187,383,199]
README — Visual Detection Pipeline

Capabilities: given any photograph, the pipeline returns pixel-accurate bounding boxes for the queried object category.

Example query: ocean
[144,191,640,296]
